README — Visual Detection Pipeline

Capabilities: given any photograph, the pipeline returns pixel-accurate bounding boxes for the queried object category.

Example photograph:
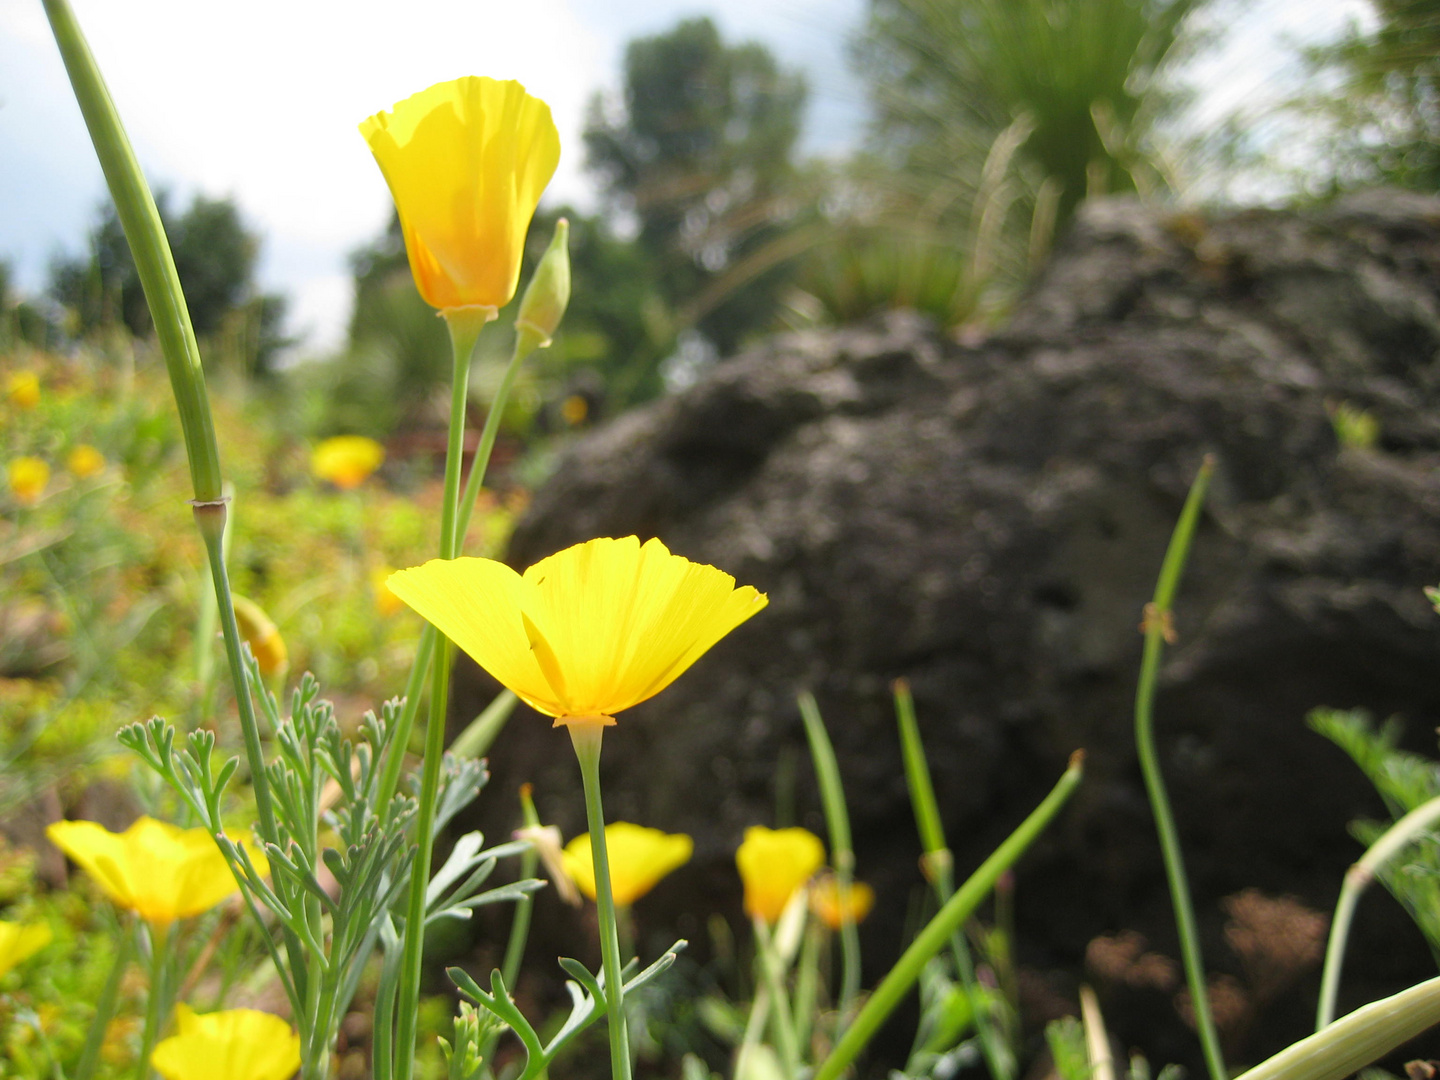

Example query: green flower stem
[455,331,540,548]
[135,923,171,1080]
[375,626,437,812]
[1133,457,1222,1080]
[502,785,543,989]
[797,693,862,1023]
[394,311,487,1080]
[754,917,803,1077]
[568,720,633,1080]
[1316,792,1440,1029]
[75,916,134,1080]
[893,679,1012,1080]
[1238,974,1440,1080]
[813,753,1084,1080]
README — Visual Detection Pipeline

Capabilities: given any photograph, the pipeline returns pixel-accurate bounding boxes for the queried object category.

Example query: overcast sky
[1,0,1369,355]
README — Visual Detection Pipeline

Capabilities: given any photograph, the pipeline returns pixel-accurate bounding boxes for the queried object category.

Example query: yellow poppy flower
[46,817,265,926]
[387,536,767,725]
[151,1005,300,1080]
[809,873,875,930]
[735,826,825,924]
[360,76,561,313]
[0,921,51,978]
[311,435,384,490]
[562,823,693,906]
[372,567,405,618]
[8,457,49,505]
[6,371,40,409]
[66,444,106,479]
[232,596,287,677]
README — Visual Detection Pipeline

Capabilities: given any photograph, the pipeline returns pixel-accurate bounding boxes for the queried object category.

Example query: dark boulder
[456,191,1440,1068]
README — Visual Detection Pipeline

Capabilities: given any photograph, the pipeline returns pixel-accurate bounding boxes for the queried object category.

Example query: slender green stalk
[135,924,171,1080]
[374,627,437,812]
[75,917,133,1080]
[1316,792,1440,1029]
[1239,974,1440,1080]
[393,310,488,1080]
[1133,457,1221,1080]
[813,753,1084,1080]
[754,918,803,1076]
[893,679,1012,1080]
[797,693,862,1022]
[502,785,543,989]
[456,333,539,547]
[568,721,633,1080]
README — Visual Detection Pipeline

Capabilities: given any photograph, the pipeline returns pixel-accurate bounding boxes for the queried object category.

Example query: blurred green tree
[49,192,289,376]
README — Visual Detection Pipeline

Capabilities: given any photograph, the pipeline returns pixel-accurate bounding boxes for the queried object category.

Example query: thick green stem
[135,923,171,1080]
[569,721,633,1080]
[1133,456,1222,1080]
[456,333,539,547]
[75,917,133,1080]
[813,754,1083,1080]
[375,626,437,812]
[393,311,487,1080]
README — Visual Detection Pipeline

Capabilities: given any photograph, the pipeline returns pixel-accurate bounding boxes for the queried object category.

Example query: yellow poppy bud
[6,371,40,409]
[8,457,49,505]
[516,218,571,348]
[232,595,287,677]
[515,822,582,907]
[66,444,106,479]
[562,823,693,907]
[809,873,875,930]
[735,826,825,924]
[0,921,51,979]
[386,536,767,726]
[151,1005,300,1080]
[311,435,384,490]
[46,816,266,926]
[372,567,405,618]
[360,77,561,314]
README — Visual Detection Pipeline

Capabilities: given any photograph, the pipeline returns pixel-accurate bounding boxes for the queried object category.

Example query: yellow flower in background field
[232,596,288,677]
[8,457,49,505]
[66,444,105,479]
[387,536,766,725]
[372,567,405,618]
[809,874,875,930]
[360,76,560,312]
[311,435,384,490]
[0,921,51,978]
[736,826,825,924]
[562,823,693,906]
[151,1005,300,1080]
[46,817,265,925]
[6,371,39,409]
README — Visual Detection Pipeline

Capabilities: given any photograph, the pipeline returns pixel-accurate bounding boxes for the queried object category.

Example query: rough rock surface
[456,191,1440,1068]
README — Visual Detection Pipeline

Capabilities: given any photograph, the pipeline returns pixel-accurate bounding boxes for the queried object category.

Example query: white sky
[0,0,1370,356]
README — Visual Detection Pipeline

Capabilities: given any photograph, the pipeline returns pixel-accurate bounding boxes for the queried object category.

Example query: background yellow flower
[6,371,40,409]
[360,76,560,312]
[66,444,106,478]
[809,874,875,930]
[387,536,767,723]
[8,457,50,505]
[0,921,51,979]
[735,826,825,924]
[562,823,693,906]
[151,1005,300,1080]
[46,817,265,925]
[310,435,384,490]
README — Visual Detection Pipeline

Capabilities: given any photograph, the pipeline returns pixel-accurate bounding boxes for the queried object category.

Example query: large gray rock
[455,192,1440,1068]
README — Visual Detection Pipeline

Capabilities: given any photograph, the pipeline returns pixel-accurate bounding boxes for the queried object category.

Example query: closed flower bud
[516,218,571,349]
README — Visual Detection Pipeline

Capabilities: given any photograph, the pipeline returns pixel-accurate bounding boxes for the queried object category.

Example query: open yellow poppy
[46,817,265,926]
[0,921,51,979]
[735,826,825,924]
[387,536,766,725]
[360,76,560,313]
[562,823,693,906]
[809,873,875,930]
[311,435,384,490]
[151,1005,300,1080]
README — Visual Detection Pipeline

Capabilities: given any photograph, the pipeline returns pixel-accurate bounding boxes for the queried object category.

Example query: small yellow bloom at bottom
[151,1005,300,1080]
[735,826,825,924]
[66,444,106,479]
[562,823,692,906]
[8,457,49,505]
[809,874,875,930]
[0,921,51,978]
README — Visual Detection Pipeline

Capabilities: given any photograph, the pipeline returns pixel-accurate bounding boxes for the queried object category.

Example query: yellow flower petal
[311,435,384,490]
[8,457,49,505]
[360,77,560,312]
[151,1005,300,1080]
[46,817,264,925]
[66,444,106,479]
[735,826,825,924]
[809,874,875,930]
[232,595,287,677]
[7,371,40,409]
[0,921,51,979]
[387,536,767,721]
[561,823,693,906]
